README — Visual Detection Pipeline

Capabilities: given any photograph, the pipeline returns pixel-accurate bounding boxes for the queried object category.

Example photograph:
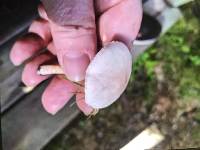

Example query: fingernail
[38,4,48,20]
[42,101,63,115]
[83,107,94,116]
[47,104,60,115]
[63,53,90,82]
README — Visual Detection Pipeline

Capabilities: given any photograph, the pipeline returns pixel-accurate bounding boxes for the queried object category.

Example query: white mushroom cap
[85,41,132,109]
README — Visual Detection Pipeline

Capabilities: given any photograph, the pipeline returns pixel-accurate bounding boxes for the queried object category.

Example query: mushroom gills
[85,41,132,109]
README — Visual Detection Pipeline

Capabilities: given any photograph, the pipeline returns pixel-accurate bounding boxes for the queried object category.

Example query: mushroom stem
[37,65,64,75]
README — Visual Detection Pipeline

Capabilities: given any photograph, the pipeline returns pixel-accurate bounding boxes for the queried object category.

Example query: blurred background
[1,0,200,150]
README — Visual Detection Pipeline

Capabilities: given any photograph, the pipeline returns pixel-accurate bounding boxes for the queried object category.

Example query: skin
[10,0,142,115]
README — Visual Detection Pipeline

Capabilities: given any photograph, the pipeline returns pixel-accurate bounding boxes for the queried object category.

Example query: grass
[131,4,200,102]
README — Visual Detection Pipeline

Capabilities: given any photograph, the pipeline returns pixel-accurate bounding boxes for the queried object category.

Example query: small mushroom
[38,41,132,109]
[85,41,132,109]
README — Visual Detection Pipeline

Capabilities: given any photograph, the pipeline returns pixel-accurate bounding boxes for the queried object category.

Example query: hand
[10,0,142,115]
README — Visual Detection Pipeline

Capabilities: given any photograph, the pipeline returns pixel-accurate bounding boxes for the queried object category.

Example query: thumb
[50,23,96,82]
[41,0,96,82]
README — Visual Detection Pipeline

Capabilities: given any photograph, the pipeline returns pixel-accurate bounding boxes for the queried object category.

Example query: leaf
[189,55,200,66]
[181,45,190,53]
[145,61,158,77]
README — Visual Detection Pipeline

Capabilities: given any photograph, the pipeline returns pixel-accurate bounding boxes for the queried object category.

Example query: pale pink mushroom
[85,41,132,108]
[38,41,132,109]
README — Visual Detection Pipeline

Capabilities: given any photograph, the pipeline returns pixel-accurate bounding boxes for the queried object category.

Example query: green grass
[131,5,200,102]
[129,6,200,146]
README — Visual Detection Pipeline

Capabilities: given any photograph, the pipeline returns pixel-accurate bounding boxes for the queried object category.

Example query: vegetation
[131,6,200,101]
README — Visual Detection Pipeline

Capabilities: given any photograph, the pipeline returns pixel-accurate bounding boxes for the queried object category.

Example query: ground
[44,4,200,150]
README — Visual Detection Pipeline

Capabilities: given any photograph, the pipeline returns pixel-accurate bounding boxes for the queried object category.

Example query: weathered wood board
[0,0,39,46]
[0,0,38,112]
[0,37,27,112]
[1,82,79,150]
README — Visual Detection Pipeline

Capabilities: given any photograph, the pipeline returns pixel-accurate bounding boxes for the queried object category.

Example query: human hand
[10,0,142,115]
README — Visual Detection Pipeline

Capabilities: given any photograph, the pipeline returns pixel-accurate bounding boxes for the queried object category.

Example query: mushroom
[85,41,132,108]
[38,41,132,109]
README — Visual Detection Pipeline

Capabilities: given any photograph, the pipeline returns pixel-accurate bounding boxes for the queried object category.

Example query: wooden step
[2,82,80,150]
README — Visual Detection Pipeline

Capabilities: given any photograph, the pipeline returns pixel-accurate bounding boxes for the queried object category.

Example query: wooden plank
[2,83,80,150]
[0,0,39,45]
[0,34,31,113]
[120,124,164,150]
[0,0,39,112]
[0,6,38,112]
[0,68,24,112]
[0,39,20,81]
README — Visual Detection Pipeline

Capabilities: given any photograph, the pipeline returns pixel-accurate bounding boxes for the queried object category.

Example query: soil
[44,67,200,150]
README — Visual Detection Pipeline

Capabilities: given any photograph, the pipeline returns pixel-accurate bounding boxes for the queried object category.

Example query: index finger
[96,0,142,48]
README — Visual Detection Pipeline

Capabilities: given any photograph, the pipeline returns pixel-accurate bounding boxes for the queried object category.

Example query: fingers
[38,3,49,20]
[47,42,57,55]
[28,18,57,55]
[10,33,46,66]
[42,76,77,115]
[76,93,93,116]
[10,18,52,66]
[38,1,97,81]
[98,0,142,48]
[28,18,51,44]
[22,53,55,87]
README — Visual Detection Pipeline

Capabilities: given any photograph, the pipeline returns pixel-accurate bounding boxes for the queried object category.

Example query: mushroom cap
[85,41,132,109]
